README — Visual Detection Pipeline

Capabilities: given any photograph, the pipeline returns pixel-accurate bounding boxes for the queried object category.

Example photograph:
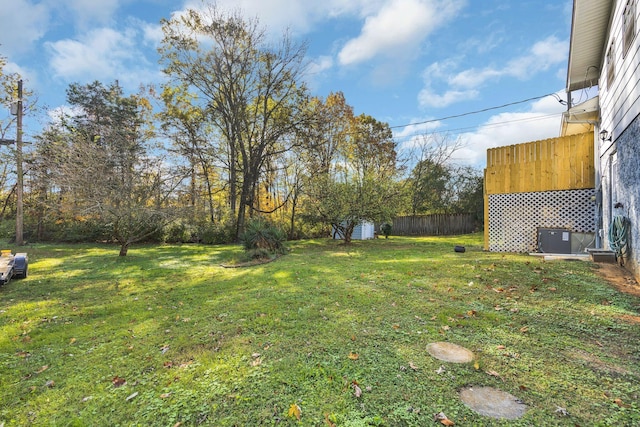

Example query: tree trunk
[119,242,130,257]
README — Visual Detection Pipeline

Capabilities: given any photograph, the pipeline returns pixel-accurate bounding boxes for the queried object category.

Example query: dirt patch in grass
[565,348,632,376]
[592,263,640,297]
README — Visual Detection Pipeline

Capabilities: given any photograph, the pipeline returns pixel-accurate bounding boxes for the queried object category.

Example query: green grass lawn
[1,234,639,426]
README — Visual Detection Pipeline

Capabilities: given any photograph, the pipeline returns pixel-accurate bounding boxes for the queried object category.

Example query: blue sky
[0,0,577,167]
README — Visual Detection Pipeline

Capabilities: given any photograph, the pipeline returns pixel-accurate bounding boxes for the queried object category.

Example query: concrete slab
[459,386,527,419]
[426,342,474,363]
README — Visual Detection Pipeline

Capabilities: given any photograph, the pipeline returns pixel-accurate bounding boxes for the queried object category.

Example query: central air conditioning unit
[538,228,571,254]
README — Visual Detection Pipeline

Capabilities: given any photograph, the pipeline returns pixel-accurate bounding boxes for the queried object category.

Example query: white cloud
[45,26,159,90]
[420,35,568,109]
[418,88,479,108]
[60,0,122,29]
[338,0,465,66]
[451,92,567,166]
[0,0,50,55]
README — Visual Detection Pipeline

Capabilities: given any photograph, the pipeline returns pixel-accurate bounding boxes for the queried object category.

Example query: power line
[393,111,563,143]
[389,92,557,130]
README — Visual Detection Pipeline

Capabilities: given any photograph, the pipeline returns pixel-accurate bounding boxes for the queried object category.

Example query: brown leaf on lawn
[392,324,400,329]
[614,398,631,408]
[353,383,362,397]
[348,352,359,360]
[496,345,506,350]
[251,357,262,366]
[520,326,529,333]
[16,351,31,358]
[36,365,49,374]
[409,361,419,371]
[69,337,76,344]
[473,360,480,370]
[112,376,126,387]
[351,335,356,341]
[164,361,173,368]
[324,413,336,427]
[45,380,55,388]
[434,412,455,425]
[160,393,171,399]
[288,403,302,420]
[486,370,504,381]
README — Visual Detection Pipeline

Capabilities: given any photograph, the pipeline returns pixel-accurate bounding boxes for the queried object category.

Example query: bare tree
[159,5,309,240]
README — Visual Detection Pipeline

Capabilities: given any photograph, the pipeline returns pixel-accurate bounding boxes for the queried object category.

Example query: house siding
[602,116,640,276]
[597,0,640,278]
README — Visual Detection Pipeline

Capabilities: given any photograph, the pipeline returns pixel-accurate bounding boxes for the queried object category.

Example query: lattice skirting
[488,189,596,252]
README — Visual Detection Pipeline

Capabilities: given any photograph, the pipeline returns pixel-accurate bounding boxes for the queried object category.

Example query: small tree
[40,81,185,256]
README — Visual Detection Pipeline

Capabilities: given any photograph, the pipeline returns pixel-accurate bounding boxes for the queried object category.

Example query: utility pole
[15,80,24,246]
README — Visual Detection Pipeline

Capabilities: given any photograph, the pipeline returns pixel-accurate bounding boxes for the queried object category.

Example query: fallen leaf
[251,353,261,359]
[126,392,138,401]
[160,345,170,354]
[324,413,336,427]
[614,398,630,408]
[112,376,126,387]
[353,383,362,397]
[348,352,359,360]
[436,366,446,374]
[350,335,356,341]
[434,412,455,425]
[473,360,480,370]
[288,403,302,421]
[69,337,76,344]
[251,357,262,366]
[45,380,55,388]
[160,393,171,399]
[392,324,400,329]
[496,345,506,350]
[555,406,569,416]
[36,365,49,374]
[486,370,504,381]
[409,362,419,371]
[520,326,529,333]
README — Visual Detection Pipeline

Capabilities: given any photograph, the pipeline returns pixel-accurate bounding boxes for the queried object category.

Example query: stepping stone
[459,386,527,419]
[426,342,474,363]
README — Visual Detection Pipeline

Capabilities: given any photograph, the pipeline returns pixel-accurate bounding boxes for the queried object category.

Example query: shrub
[240,218,287,254]
[381,223,392,239]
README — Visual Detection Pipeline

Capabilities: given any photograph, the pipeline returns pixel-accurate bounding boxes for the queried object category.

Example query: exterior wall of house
[598,0,640,278]
[484,134,596,252]
[600,117,640,277]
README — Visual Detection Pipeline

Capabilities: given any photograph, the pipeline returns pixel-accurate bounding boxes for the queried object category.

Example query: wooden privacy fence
[392,214,477,236]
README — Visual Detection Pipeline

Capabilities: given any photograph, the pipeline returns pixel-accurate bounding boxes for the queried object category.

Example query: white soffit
[566,0,613,92]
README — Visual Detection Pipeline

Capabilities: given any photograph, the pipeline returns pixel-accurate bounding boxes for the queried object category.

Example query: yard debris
[436,365,446,374]
[126,392,138,401]
[485,370,504,381]
[353,383,362,398]
[287,403,301,421]
[112,376,126,387]
[555,406,569,416]
[433,411,455,425]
